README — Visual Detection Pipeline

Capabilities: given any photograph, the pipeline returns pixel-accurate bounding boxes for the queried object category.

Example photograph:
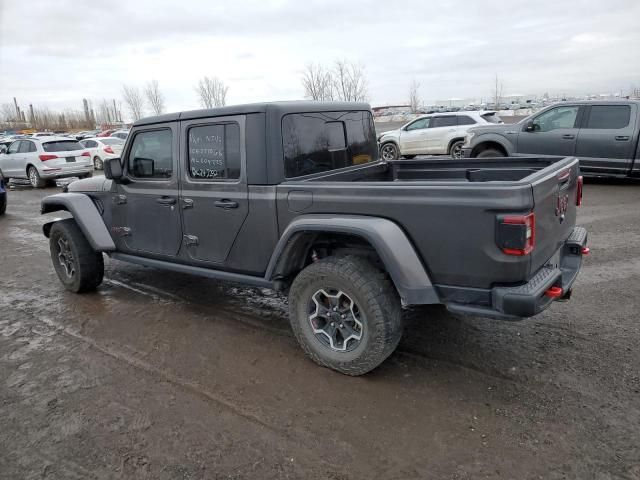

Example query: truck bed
[277,156,581,291]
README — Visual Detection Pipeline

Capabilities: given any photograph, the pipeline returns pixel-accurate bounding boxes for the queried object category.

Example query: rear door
[575,103,637,174]
[517,105,582,156]
[426,115,457,153]
[115,124,183,256]
[179,115,249,264]
[399,117,430,154]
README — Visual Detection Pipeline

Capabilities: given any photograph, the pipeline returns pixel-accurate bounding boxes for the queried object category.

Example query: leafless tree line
[302,60,369,102]
[195,76,228,108]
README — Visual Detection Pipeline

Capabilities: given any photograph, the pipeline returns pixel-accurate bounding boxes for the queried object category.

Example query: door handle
[562,134,575,140]
[615,135,630,141]
[156,196,176,206]
[214,199,239,209]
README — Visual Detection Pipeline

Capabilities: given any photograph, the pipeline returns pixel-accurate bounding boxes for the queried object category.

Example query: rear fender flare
[41,193,115,252]
[265,215,439,305]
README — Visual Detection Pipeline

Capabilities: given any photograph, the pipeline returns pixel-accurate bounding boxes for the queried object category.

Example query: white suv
[0,137,93,188]
[378,111,502,160]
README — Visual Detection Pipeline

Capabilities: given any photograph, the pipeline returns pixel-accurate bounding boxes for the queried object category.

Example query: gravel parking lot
[1,179,639,479]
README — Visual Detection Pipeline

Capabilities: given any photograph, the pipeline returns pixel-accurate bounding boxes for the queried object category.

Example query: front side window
[127,129,173,179]
[429,116,457,128]
[406,118,430,131]
[533,106,579,132]
[283,111,378,178]
[585,105,630,129]
[187,123,240,180]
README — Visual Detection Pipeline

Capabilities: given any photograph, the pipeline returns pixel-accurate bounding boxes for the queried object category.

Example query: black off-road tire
[49,219,104,293]
[403,154,417,159]
[0,193,6,215]
[476,148,505,158]
[288,255,402,375]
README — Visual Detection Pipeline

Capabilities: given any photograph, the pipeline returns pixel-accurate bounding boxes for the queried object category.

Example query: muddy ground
[0,178,639,479]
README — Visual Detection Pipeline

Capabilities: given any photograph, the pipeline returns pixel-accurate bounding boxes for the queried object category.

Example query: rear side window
[429,116,457,128]
[481,113,502,124]
[128,129,173,179]
[187,123,241,180]
[585,105,631,129]
[42,140,83,152]
[457,116,476,126]
[18,141,35,153]
[283,111,378,178]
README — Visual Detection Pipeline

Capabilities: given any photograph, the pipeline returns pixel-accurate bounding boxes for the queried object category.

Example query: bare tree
[332,60,368,102]
[408,79,421,113]
[302,63,334,101]
[493,74,504,108]
[195,76,228,108]
[1,103,15,122]
[122,84,145,121]
[145,79,165,115]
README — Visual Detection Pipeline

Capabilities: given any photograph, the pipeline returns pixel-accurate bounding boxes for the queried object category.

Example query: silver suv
[0,137,93,188]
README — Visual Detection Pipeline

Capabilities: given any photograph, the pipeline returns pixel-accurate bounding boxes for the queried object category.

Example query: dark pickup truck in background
[40,101,588,375]
[462,100,640,178]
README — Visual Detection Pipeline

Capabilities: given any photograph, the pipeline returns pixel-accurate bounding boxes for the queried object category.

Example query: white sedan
[80,137,125,170]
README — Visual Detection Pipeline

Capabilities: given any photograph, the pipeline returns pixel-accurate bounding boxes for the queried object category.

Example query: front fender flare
[41,193,115,252]
[266,215,439,305]
[472,133,515,155]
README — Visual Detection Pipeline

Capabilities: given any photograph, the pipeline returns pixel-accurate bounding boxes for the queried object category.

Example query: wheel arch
[447,137,466,154]
[41,193,115,252]
[265,215,439,306]
[470,138,510,157]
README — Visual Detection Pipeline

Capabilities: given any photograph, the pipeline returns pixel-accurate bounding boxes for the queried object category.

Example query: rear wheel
[476,148,505,158]
[94,156,103,170]
[49,219,104,293]
[288,255,402,375]
[28,166,46,188]
[380,142,399,161]
[449,140,465,158]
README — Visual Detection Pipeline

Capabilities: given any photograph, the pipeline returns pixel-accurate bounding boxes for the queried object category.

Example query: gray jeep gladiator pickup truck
[41,101,588,375]
[462,100,640,178]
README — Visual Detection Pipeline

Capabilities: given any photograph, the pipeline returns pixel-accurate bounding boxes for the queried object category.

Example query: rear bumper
[444,226,588,320]
[40,166,93,179]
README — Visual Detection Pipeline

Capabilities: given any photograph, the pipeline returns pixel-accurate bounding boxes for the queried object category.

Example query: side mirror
[0,145,7,154]
[525,121,536,132]
[104,157,123,181]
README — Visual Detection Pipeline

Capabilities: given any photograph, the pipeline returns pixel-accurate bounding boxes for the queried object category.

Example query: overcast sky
[1,0,639,119]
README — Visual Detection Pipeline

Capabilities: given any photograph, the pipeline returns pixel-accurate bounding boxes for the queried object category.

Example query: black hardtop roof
[134,100,372,126]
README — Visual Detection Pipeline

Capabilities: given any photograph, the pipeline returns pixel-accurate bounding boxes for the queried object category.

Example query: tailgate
[529,157,581,274]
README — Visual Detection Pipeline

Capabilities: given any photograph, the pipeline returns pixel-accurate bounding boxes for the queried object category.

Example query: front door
[116,124,183,257]
[399,117,430,154]
[517,105,582,156]
[179,116,249,265]
[575,104,637,174]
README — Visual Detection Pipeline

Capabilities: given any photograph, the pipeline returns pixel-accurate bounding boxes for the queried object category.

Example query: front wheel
[476,148,505,158]
[449,140,465,158]
[288,255,402,375]
[94,156,103,170]
[380,142,399,161]
[49,219,104,293]
[28,166,46,188]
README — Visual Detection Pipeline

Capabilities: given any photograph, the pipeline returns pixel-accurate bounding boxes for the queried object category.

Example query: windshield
[42,140,84,152]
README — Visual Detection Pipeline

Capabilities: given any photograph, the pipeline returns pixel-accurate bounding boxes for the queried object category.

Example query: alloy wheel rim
[57,237,75,278]
[452,143,463,158]
[308,288,363,352]
[381,144,396,160]
[29,169,37,186]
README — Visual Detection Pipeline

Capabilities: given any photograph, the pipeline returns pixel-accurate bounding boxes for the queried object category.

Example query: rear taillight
[104,146,114,154]
[39,154,57,161]
[81,151,90,157]
[497,213,535,256]
[576,175,583,207]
